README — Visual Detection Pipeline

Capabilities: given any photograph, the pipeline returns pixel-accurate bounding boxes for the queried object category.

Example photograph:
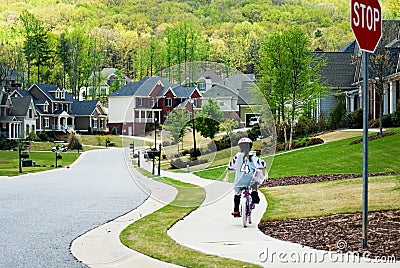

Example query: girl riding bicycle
[227,137,268,217]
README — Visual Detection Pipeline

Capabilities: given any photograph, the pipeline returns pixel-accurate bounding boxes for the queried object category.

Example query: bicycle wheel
[241,195,248,227]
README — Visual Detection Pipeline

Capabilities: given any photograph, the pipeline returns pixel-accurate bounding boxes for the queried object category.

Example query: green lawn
[260,175,400,221]
[0,151,80,176]
[195,128,400,180]
[120,177,260,268]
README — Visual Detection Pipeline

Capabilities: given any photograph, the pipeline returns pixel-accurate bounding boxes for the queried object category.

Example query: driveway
[0,148,148,268]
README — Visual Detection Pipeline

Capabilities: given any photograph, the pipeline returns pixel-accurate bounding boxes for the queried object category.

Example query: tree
[20,11,52,86]
[259,27,326,150]
[195,98,223,139]
[163,108,190,154]
[220,119,238,136]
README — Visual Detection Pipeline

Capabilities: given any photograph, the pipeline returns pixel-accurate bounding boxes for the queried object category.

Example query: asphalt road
[0,148,148,268]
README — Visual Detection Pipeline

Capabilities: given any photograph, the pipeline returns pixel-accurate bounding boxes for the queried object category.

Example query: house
[108,77,202,136]
[71,100,108,133]
[80,68,131,100]
[201,73,258,126]
[11,84,108,134]
[344,20,400,119]
[0,89,37,139]
[316,51,357,119]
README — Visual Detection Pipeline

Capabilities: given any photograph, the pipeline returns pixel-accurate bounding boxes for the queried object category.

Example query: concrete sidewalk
[159,169,398,267]
[70,150,181,267]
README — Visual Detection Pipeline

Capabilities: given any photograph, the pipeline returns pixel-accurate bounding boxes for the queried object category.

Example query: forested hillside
[0,0,398,96]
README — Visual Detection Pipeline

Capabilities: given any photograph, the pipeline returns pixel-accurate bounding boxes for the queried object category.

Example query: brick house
[108,77,202,136]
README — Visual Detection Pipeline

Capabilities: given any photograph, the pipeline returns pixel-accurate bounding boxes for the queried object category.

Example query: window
[44,118,49,128]
[219,101,225,107]
[28,109,33,119]
[60,103,64,111]
[198,82,206,91]
[166,98,172,107]
[93,118,98,128]
[138,98,143,107]
[54,104,58,111]
[61,90,65,99]
[150,98,155,108]
[141,111,145,119]
[148,112,152,118]
[44,103,48,112]
[100,119,105,128]
[135,111,139,119]
[55,91,60,99]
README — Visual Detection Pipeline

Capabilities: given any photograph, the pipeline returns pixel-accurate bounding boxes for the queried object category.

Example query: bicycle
[240,187,254,227]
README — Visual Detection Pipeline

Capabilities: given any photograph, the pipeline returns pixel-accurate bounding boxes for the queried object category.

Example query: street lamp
[153,117,158,174]
[154,117,158,150]
[190,99,197,160]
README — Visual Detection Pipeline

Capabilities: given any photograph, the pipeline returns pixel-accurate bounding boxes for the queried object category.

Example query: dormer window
[60,90,65,99]
[55,90,60,99]
[44,103,48,112]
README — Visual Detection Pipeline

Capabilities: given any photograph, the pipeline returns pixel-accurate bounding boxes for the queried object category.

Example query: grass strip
[0,151,80,176]
[120,176,260,268]
[260,175,400,221]
[195,128,400,180]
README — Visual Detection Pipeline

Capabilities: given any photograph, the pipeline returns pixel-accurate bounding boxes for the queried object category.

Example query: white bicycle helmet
[238,137,253,144]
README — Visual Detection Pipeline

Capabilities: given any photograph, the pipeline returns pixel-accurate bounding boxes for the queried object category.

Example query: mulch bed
[260,172,397,188]
[259,210,400,259]
[349,132,398,145]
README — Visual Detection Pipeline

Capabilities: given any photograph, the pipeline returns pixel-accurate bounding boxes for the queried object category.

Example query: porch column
[64,117,67,128]
[72,117,75,129]
[57,117,61,130]
[17,124,20,138]
[350,95,355,112]
[383,84,389,115]
[13,123,16,139]
[9,123,12,139]
[389,81,397,113]
[345,96,349,112]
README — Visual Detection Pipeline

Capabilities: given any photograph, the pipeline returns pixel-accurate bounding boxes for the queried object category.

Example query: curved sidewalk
[70,151,181,267]
[163,169,398,268]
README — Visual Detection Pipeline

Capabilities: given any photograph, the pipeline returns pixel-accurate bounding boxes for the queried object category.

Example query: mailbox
[147,148,160,159]
[20,153,29,159]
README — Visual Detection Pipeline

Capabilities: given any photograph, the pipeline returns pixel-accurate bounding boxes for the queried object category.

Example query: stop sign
[351,0,382,53]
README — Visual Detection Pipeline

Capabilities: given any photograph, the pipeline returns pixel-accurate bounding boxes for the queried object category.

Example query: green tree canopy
[195,98,223,139]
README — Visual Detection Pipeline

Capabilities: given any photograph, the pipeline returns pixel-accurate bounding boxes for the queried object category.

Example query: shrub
[247,123,261,141]
[294,117,318,138]
[306,137,324,146]
[0,137,18,150]
[339,112,353,128]
[352,108,363,128]
[275,143,286,152]
[368,119,379,128]
[68,132,83,150]
[111,127,119,135]
[37,132,49,141]
[170,158,208,169]
[291,141,306,149]
[382,114,393,128]
[392,100,400,127]
[329,99,347,129]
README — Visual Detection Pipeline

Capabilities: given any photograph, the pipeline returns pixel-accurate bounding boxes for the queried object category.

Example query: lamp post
[152,117,158,175]
[190,99,197,160]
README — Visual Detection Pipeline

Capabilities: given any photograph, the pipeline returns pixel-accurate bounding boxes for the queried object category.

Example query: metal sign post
[361,51,369,248]
[351,0,381,249]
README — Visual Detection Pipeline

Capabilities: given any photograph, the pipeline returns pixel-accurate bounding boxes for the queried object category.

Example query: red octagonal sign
[351,0,382,53]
